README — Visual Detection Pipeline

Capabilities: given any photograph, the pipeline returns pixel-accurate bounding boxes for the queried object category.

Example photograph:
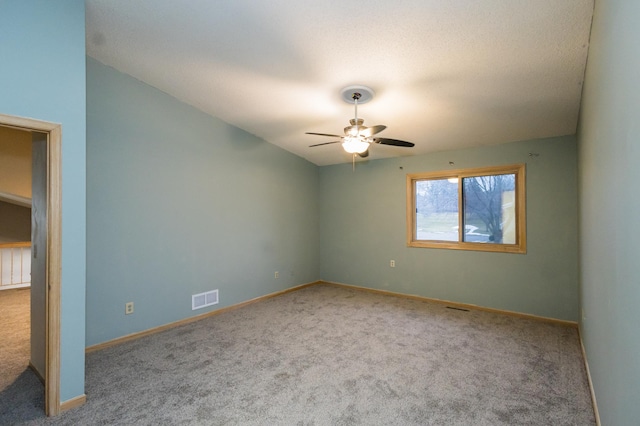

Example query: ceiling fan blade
[305,132,343,138]
[309,141,341,147]
[373,138,415,148]
[357,149,370,158]
[360,125,386,137]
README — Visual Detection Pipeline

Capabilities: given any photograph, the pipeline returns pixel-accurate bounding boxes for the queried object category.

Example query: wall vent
[192,289,219,310]
[446,306,470,312]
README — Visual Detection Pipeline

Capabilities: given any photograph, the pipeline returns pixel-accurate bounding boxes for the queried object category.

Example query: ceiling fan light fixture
[342,136,370,154]
[306,84,415,158]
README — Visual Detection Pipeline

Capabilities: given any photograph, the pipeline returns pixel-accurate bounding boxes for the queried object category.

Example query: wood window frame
[406,163,526,254]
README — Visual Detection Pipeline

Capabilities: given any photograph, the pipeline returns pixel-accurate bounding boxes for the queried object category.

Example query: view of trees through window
[463,174,515,244]
[408,164,525,253]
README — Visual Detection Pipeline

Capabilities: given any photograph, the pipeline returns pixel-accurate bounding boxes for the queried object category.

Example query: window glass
[415,179,458,242]
[407,164,525,253]
[462,174,516,244]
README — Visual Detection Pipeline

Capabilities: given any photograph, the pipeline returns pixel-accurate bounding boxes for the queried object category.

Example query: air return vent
[192,289,219,310]
[446,306,470,312]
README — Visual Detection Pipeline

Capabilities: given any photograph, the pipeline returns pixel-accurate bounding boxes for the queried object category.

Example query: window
[406,164,526,253]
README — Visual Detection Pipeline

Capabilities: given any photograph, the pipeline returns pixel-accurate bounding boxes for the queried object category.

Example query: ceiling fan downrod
[352,92,361,134]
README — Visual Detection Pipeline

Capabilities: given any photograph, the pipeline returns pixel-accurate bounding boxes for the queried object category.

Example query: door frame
[0,113,61,416]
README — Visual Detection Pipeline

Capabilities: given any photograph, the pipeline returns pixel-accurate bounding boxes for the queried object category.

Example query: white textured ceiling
[85,0,594,166]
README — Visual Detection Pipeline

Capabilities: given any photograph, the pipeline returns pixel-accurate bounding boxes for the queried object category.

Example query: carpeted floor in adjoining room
[2,283,595,425]
[0,288,46,422]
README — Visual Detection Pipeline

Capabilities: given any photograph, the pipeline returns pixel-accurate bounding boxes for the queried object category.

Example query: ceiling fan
[306,85,415,159]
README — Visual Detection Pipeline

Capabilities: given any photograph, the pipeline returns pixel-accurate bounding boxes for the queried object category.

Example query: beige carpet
[0,287,33,385]
[0,288,46,421]
[2,284,595,425]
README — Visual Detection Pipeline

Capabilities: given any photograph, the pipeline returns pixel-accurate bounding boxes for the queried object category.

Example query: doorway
[0,125,37,417]
[0,113,62,416]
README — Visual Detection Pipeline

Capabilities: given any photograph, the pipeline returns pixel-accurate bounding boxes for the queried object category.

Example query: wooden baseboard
[60,394,86,412]
[86,281,321,353]
[28,362,45,385]
[578,327,601,426]
[320,281,578,327]
[87,280,578,354]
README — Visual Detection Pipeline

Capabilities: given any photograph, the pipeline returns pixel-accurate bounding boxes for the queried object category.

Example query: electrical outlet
[274,271,279,279]
[390,260,396,267]
[125,302,134,315]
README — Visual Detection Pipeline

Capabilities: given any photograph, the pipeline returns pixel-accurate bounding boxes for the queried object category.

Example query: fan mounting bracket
[340,85,374,104]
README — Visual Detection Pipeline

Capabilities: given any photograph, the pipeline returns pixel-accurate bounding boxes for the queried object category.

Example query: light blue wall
[86,58,319,346]
[0,0,86,402]
[320,136,579,321]
[577,0,640,423]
